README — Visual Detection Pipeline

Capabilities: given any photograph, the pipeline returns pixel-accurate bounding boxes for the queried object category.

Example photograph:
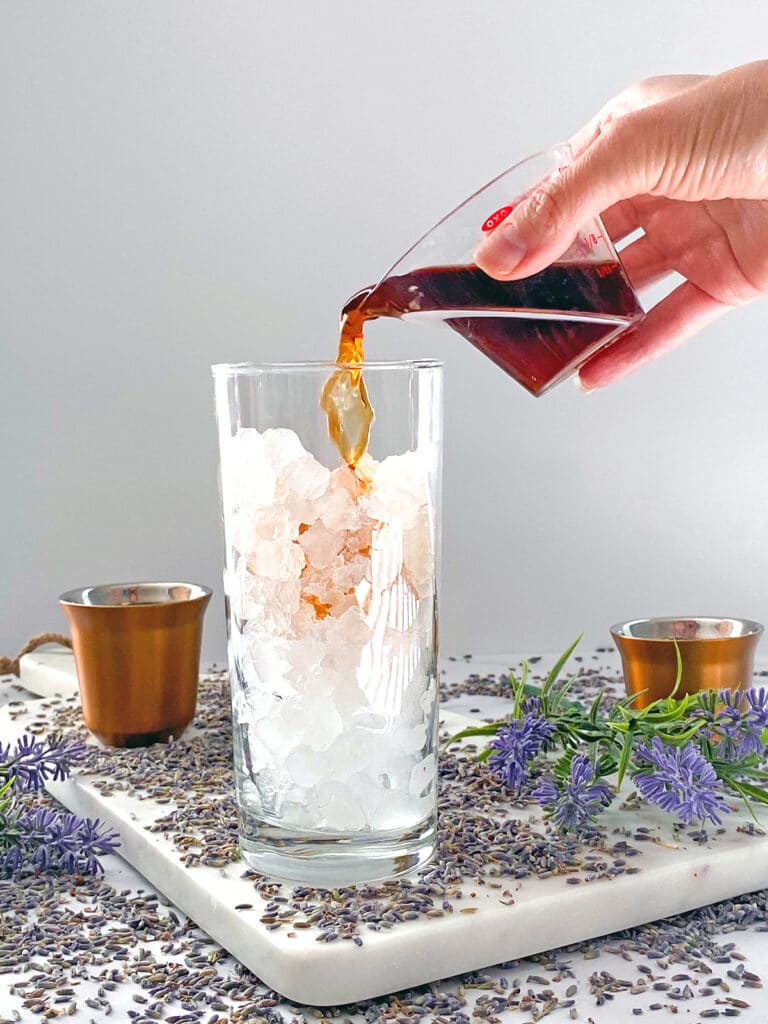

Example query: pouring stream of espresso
[320,302,374,470]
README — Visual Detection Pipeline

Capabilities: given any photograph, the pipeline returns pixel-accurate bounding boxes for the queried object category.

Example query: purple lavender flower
[714,690,749,760]
[729,688,768,757]
[695,689,768,761]
[0,732,117,875]
[532,755,613,831]
[745,687,768,728]
[632,736,730,825]
[521,695,543,716]
[488,709,556,791]
[1,803,120,875]
[696,688,768,761]
[0,734,87,793]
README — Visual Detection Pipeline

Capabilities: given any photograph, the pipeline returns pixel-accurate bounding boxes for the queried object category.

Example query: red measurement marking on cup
[481,204,515,232]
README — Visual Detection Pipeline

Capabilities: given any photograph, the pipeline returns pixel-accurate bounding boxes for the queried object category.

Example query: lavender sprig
[533,754,613,830]
[0,731,119,875]
[487,701,556,791]
[694,688,768,761]
[447,638,768,831]
[0,734,87,792]
[632,736,730,825]
[1,804,120,874]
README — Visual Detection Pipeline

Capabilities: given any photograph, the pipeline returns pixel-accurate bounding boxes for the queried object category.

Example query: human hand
[475,61,768,389]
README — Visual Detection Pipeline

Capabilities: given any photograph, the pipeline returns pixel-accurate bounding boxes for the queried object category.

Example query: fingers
[577,280,729,390]
[615,232,670,291]
[601,198,643,243]
[475,110,663,282]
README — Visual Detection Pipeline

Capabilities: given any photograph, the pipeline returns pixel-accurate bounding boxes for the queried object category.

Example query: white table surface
[3,647,768,1023]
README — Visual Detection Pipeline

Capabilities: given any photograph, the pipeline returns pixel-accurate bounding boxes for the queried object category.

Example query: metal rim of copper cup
[59,582,212,747]
[610,616,764,708]
[60,582,212,607]
[610,616,763,643]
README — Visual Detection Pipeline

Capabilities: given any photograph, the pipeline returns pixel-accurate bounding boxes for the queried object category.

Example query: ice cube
[350,708,389,738]
[242,727,271,775]
[321,608,372,671]
[254,700,306,755]
[291,598,319,636]
[331,675,372,720]
[288,497,320,531]
[409,753,437,798]
[259,427,331,500]
[344,521,373,557]
[316,781,367,832]
[235,567,301,635]
[317,467,362,532]
[284,454,331,501]
[261,427,306,468]
[299,695,344,752]
[337,553,370,592]
[342,771,384,815]
[233,504,298,553]
[246,540,305,580]
[278,798,313,829]
[242,634,291,685]
[392,722,428,755]
[385,575,419,632]
[370,788,424,831]
[402,507,434,598]
[370,522,404,591]
[299,522,344,569]
[358,622,422,717]
[231,680,274,726]
[332,463,361,498]
[322,729,359,777]
[224,429,278,509]
[354,576,373,617]
[362,450,430,527]
[297,560,347,622]
[419,678,437,714]
[284,631,324,681]
[284,747,326,787]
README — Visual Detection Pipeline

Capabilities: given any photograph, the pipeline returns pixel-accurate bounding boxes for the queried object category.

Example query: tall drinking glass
[213,361,442,884]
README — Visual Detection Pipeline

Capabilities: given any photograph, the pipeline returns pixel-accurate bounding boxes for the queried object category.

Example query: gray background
[2,1,767,663]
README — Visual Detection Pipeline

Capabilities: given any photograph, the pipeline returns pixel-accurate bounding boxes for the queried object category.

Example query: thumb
[475,111,663,280]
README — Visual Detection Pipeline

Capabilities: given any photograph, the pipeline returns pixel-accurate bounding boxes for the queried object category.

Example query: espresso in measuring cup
[346,258,640,395]
[321,146,643,469]
[321,256,641,468]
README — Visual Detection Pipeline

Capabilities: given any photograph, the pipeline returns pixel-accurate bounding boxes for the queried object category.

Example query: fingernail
[476,224,526,276]
[574,372,593,393]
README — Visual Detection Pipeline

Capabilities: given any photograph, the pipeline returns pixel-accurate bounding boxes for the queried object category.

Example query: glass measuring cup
[344,145,643,396]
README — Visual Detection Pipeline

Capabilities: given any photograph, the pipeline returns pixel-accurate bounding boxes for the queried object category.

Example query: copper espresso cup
[611,616,763,709]
[60,582,212,747]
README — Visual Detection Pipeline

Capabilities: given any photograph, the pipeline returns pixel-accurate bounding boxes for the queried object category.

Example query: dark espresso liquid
[322,261,642,466]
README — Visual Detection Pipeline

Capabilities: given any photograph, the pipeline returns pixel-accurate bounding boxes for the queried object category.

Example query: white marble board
[5,650,767,1006]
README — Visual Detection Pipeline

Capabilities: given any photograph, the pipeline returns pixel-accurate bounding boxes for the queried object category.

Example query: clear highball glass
[212,361,442,885]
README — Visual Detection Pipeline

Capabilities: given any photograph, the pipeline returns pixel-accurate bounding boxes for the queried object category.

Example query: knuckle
[521,184,565,238]
[635,74,663,93]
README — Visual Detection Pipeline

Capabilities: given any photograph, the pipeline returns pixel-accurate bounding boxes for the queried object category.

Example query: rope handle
[0,633,72,677]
